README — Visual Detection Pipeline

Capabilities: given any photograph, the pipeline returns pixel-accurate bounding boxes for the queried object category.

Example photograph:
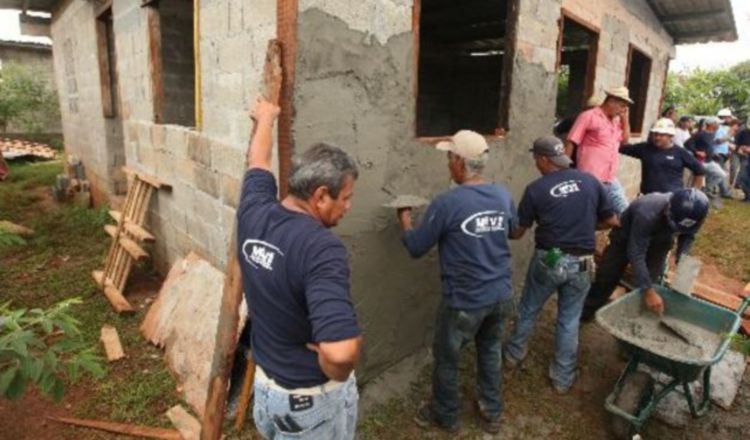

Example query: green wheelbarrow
[595,286,750,439]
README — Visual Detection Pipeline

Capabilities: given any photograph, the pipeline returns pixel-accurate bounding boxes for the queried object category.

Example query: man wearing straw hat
[565,86,633,214]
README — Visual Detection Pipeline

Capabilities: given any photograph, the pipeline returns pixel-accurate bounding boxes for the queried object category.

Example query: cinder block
[188,134,211,166]
[219,173,241,208]
[151,124,167,152]
[166,125,189,158]
[212,141,245,177]
[195,165,220,198]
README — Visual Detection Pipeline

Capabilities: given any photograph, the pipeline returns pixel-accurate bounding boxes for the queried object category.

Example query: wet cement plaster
[293,7,559,381]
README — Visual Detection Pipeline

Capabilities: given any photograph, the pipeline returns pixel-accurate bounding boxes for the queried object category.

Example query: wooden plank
[100,325,125,362]
[120,237,149,261]
[201,39,283,440]
[741,320,750,336]
[107,212,155,242]
[122,166,171,190]
[95,11,114,118]
[146,6,164,124]
[104,284,134,313]
[693,290,746,316]
[48,416,181,440]
[166,405,201,440]
[741,282,750,299]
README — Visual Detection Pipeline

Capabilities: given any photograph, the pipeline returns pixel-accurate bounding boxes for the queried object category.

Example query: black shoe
[414,401,459,433]
[478,413,502,434]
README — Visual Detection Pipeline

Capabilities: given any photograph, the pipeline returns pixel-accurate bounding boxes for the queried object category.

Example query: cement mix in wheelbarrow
[610,312,723,363]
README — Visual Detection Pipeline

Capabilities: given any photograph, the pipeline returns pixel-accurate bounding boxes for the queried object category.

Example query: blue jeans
[505,250,591,389]
[740,160,750,200]
[603,179,629,215]
[704,161,730,197]
[253,371,358,440]
[432,298,513,427]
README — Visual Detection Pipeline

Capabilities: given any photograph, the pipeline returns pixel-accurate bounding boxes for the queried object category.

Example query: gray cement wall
[294,0,674,380]
[50,0,675,382]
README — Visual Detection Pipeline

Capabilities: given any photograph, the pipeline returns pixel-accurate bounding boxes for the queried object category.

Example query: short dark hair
[288,143,359,200]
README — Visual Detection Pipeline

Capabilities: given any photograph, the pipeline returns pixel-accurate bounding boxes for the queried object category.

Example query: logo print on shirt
[678,218,697,229]
[461,210,505,238]
[242,239,285,271]
[550,180,582,198]
[666,155,675,160]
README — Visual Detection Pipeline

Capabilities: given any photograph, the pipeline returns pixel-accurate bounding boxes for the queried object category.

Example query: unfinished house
[4,0,737,382]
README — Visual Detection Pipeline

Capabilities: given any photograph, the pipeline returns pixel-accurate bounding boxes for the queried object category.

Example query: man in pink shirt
[565,86,632,214]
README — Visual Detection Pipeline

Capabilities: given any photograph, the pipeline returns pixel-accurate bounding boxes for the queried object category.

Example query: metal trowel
[659,316,699,346]
[382,194,430,209]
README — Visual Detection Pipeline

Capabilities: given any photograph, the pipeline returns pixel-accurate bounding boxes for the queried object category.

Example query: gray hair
[463,152,489,177]
[288,143,359,200]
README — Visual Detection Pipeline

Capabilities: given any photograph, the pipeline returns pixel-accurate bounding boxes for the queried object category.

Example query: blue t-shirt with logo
[402,184,517,310]
[237,169,360,389]
[620,142,705,194]
[518,169,613,253]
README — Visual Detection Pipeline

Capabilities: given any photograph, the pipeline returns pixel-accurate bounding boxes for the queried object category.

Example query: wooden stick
[47,416,181,439]
[234,351,256,431]
[100,325,125,361]
[201,39,282,440]
[166,405,201,440]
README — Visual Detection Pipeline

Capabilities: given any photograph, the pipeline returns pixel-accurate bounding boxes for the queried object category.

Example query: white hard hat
[650,118,676,136]
[717,108,733,118]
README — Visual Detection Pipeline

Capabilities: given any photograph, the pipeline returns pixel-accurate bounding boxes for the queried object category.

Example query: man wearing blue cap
[581,188,710,321]
[504,135,618,394]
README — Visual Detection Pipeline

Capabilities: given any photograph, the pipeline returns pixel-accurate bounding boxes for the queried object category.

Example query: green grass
[0,160,180,428]
[693,199,750,282]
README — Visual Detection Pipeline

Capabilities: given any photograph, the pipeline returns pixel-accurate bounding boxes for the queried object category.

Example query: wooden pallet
[92,167,169,312]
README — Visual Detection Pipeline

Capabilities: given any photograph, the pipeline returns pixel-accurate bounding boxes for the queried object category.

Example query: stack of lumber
[0,138,57,160]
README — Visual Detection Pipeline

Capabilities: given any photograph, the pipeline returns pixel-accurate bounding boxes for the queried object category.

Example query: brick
[219,173,241,208]
[194,165,219,198]
[188,134,211,167]
[151,124,167,152]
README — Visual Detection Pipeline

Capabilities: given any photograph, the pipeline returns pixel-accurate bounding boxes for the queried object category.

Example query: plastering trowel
[659,316,699,346]
[382,194,430,209]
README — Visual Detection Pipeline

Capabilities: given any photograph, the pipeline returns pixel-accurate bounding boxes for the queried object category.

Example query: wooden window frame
[95,3,116,119]
[412,0,518,143]
[624,44,652,136]
[556,8,600,112]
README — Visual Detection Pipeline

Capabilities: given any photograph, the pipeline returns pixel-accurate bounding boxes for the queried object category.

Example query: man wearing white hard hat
[619,118,705,194]
[714,108,735,169]
[566,86,632,215]
[396,130,517,434]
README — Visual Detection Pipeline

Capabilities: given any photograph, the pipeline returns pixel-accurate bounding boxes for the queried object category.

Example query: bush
[0,63,60,134]
[665,61,750,120]
[0,298,105,401]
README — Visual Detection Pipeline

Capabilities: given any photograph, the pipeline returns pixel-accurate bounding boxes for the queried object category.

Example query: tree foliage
[0,62,60,134]
[0,298,105,401]
[665,61,750,120]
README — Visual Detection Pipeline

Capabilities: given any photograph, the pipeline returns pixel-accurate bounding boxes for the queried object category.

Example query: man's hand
[397,207,413,231]
[306,338,362,382]
[247,98,280,170]
[644,288,665,315]
[251,98,280,124]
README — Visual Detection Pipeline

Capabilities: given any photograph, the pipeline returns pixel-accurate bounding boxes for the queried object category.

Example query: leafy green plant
[0,62,60,134]
[665,61,750,120]
[0,230,26,248]
[0,298,105,401]
[731,334,750,357]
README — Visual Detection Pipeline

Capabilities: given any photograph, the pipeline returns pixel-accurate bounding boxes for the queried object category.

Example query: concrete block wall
[106,0,276,274]
[51,0,125,202]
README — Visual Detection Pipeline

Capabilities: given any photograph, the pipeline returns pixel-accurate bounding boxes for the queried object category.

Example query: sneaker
[502,351,520,370]
[413,401,459,433]
[475,401,502,434]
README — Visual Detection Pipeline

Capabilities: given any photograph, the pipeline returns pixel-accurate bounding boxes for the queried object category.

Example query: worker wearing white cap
[619,118,705,194]
[396,130,516,434]
[714,108,735,168]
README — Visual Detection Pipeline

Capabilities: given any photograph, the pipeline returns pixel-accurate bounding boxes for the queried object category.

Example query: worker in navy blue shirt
[581,189,710,321]
[620,118,705,194]
[395,130,516,435]
[238,98,362,440]
[504,136,618,394]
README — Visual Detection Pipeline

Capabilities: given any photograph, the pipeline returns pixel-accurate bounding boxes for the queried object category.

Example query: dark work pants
[582,233,673,320]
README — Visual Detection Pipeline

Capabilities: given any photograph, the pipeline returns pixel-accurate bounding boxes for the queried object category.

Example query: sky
[0,1,748,71]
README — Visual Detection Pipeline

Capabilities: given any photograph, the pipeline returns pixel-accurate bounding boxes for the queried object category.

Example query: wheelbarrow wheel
[611,371,655,439]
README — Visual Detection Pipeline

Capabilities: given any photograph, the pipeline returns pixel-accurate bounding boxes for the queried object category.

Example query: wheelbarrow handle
[740,296,750,316]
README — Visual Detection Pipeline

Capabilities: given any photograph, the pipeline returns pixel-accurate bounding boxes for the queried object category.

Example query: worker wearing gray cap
[505,136,618,394]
